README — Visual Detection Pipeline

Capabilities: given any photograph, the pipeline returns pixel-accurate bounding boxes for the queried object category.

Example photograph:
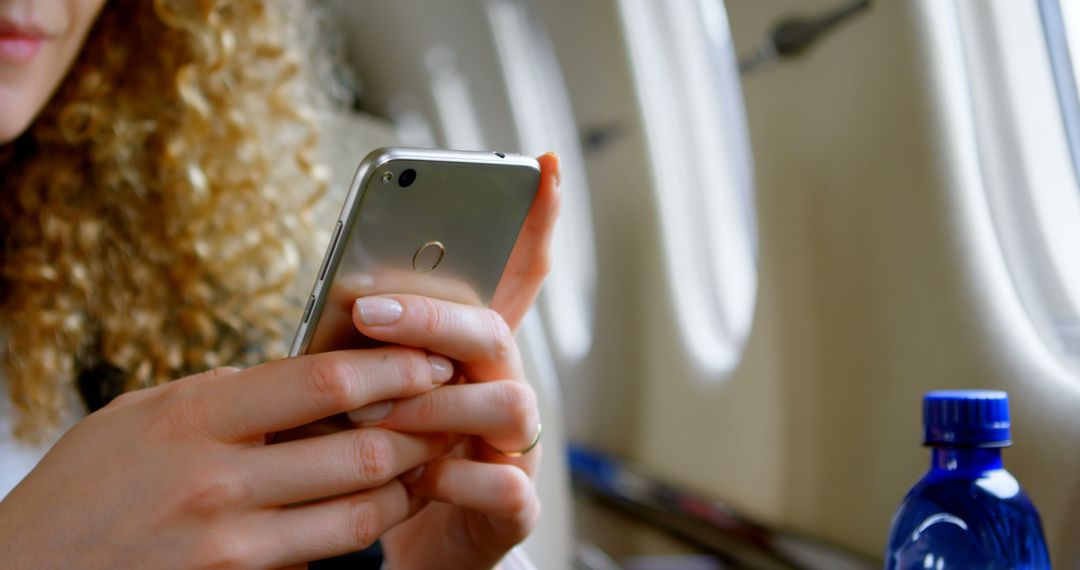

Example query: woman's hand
[352,153,558,569]
[0,154,559,569]
[349,295,543,570]
[491,153,561,333]
[0,348,460,569]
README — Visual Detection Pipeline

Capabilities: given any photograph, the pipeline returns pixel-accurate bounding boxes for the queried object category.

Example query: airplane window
[1036,0,1080,362]
[953,0,1080,368]
[1049,0,1080,103]
[618,0,758,372]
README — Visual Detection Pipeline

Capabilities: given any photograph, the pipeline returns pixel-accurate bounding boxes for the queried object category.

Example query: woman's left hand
[344,154,559,569]
[489,152,561,332]
[347,294,542,569]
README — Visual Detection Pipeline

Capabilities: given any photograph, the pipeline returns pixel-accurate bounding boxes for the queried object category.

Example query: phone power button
[319,221,344,282]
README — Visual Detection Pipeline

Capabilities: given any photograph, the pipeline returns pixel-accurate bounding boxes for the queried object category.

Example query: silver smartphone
[290,147,540,356]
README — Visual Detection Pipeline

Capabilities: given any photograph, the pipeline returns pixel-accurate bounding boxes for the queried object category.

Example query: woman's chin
[0,117,31,145]
[0,99,36,144]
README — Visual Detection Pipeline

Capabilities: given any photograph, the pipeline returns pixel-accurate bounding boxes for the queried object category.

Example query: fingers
[351,382,539,458]
[195,346,455,441]
[408,458,541,546]
[256,480,419,568]
[527,153,562,243]
[243,428,457,507]
[491,152,561,330]
[352,294,523,381]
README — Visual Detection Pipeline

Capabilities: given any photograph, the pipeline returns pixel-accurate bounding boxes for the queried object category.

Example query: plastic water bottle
[884,390,1050,569]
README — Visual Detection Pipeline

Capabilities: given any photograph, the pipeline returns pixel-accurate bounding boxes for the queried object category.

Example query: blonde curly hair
[0,0,328,442]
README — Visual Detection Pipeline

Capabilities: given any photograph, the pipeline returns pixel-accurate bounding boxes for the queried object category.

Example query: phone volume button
[319,220,344,282]
[302,295,316,323]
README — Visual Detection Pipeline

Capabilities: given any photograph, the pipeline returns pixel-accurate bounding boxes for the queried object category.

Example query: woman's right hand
[0,347,457,569]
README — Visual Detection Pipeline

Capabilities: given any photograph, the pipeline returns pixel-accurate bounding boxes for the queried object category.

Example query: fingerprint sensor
[412,241,445,273]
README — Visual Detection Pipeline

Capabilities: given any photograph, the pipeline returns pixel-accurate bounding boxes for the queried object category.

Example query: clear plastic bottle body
[885,448,1050,570]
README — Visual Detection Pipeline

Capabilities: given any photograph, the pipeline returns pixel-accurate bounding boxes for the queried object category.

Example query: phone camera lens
[399,168,417,188]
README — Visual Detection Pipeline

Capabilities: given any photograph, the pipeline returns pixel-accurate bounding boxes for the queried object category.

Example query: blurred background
[320,0,1080,567]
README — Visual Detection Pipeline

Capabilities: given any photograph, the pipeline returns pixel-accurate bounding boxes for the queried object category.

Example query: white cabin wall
[540,0,1080,562]
[723,1,1080,559]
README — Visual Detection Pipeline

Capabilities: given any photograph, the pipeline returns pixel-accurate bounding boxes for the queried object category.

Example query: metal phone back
[291,147,540,356]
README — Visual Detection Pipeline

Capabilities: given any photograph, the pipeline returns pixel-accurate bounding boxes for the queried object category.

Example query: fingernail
[347,401,393,425]
[356,296,403,326]
[428,355,454,384]
[401,465,425,485]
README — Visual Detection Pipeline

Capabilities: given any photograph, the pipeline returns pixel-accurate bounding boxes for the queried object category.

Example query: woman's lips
[0,36,43,64]
[0,22,47,65]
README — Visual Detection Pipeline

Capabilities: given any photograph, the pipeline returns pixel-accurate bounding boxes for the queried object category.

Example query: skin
[0,0,107,142]
[0,1,561,568]
[368,154,559,569]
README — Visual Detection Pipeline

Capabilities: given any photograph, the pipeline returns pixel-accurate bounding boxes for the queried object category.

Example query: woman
[0,1,559,568]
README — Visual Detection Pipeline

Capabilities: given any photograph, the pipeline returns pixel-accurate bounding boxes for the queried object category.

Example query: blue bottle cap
[923,390,1011,447]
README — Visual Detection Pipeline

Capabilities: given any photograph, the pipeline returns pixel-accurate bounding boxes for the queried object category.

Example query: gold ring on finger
[493,422,542,458]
